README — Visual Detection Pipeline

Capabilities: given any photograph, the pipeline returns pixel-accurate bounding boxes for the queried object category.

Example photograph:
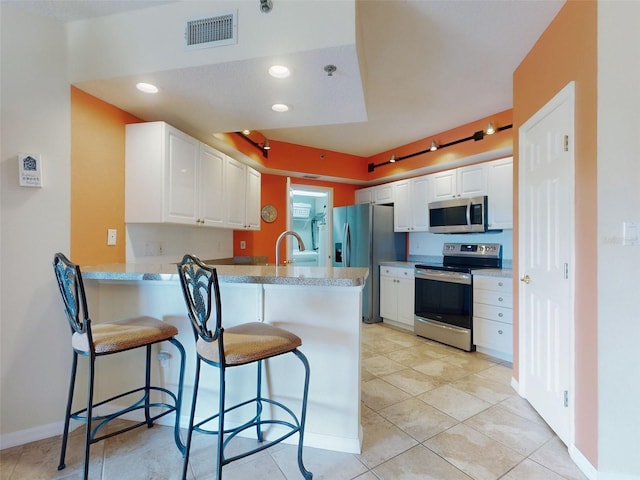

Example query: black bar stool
[177,254,312,479]
[52,253,186,479]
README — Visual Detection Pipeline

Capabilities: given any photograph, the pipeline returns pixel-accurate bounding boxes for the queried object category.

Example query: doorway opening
[286,181,333,266]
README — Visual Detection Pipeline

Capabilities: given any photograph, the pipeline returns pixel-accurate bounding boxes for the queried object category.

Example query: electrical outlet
[107,229,117,246]
[240,240,246,249]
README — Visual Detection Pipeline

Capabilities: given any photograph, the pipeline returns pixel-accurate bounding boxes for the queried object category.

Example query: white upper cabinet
[126,121,260,230]
[393,175,429,232]
[198,144,226,227]
[355,187,374,204]
[485,157,513,230]
[429,164,486,202]
[355,184,394,204]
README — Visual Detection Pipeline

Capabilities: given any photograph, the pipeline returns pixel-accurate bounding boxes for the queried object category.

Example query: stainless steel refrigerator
[333,204,406,323]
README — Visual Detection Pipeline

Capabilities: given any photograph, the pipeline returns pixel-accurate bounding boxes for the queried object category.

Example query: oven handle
[415,269,471,285]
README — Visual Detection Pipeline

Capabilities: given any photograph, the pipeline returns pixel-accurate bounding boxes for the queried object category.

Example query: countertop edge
[81,264,369,288]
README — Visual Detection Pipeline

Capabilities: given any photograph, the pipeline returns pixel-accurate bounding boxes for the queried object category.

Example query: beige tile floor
[0,323,588,480]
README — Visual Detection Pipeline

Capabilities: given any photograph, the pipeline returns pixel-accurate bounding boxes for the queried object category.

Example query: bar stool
[52,253,186,480]
[177,254,312,479]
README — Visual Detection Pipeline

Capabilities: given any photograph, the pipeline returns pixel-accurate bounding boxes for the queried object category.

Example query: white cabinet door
[380,266,414,330]
[397,275,415,326]
[429,169,457,201]
[355,187,373,204]
[393,177,429,232]
[379,274,398,321]
[393,180,411,231]
[224,156,248,229]
[409,176,429,231]
[457,164,486,197]
[245,166,261,230]
[198,144,226,227]
[374,184,394,204]
[166,129,199,224]
[485,157,513,229]
[429,164,486,201]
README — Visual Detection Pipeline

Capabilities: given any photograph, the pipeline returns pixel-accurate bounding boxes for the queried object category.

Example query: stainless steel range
[414,243,502,351]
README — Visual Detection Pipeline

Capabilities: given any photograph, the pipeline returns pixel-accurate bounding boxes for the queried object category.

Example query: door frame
[517,81,576,446]
[286,179,333,266]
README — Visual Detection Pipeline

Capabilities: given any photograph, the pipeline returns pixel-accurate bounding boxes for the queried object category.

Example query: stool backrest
[52,253,91,337]
[177,254,222,343]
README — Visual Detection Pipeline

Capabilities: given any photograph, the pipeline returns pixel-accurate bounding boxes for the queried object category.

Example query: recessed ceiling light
[268,65,290,79]
[272,103,289,113]
[242,130,251,135]
[136,82,159,93]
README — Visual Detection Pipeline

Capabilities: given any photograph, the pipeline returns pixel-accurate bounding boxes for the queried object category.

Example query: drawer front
[474,317,513,354]
[474,288,513,309]
[473,303,513,324]
[473,275,512,293]
[380,266,414,279]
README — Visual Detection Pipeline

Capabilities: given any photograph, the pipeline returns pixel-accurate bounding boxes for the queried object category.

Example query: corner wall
[513,0,598,468]
[597,2,640,476]
[1,5,72,443]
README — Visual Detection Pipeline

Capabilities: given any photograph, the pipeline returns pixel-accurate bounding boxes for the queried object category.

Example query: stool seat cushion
[197,322,301,366]
[72,316,179,354]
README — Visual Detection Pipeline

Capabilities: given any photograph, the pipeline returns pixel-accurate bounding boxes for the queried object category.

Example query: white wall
[597,2,640,477]
[0,6,72,446]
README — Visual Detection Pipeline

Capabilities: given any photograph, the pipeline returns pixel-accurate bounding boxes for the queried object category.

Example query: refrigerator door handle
[344,223,351,267]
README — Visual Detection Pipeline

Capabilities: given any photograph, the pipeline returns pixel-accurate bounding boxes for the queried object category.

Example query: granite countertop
[471,268,513,278]
[81,263,369,287]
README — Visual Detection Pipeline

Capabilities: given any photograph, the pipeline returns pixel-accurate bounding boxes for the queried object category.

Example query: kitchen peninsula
[81,262,368,454]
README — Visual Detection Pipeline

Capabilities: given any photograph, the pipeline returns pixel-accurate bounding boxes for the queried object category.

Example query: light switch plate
[107,229,117,246]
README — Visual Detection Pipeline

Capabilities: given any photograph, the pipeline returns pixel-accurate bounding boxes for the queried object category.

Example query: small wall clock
[261,204,278,223]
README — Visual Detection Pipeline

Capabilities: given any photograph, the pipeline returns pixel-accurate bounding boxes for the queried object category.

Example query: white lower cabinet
[473,274,513,361]
[380,265,414,331]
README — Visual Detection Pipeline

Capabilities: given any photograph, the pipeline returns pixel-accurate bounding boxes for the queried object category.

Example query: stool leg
[181,358,201,480]
[255,360,263,442]
[58,352,78,471]
[82,355,96,480]
[144,345,152,427]
[294,350,313,480]
[216,367,227,480]
[170,338,187,454]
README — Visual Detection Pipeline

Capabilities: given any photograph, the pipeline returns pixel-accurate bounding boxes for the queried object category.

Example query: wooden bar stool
[177,254,312,479]
[52,253,186,480]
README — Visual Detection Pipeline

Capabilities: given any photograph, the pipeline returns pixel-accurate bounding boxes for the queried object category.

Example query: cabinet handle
[498,330,503,335]
[498,297,503,302]
[498,282,503,287]
[498,312,503,317]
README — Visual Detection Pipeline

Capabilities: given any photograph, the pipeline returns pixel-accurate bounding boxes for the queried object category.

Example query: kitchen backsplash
[125,223,233,263]
[408,230,513,260]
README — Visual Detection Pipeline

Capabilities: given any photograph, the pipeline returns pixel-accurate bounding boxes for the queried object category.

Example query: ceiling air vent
[185,11,237,49]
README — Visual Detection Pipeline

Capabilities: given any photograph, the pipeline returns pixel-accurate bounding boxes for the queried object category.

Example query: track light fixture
[260,0,273,13]
[367,122,513,172]
[236,131,269,158]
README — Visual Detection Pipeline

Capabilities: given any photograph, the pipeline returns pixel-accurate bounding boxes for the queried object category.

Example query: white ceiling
[5,0,564,157]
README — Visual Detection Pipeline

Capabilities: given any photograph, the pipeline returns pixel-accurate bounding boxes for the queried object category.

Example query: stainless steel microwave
[428,196,488,233]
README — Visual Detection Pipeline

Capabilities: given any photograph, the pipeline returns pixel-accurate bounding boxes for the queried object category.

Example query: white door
[519,82,575,446]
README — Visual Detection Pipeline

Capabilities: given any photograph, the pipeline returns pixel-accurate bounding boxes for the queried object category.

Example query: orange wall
[70,87,142,264]
[513,0,598,465]
[233,174,357,263]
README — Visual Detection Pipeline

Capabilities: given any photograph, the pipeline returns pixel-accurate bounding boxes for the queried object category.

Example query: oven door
[414,268,472,329]
[414,268,473,351]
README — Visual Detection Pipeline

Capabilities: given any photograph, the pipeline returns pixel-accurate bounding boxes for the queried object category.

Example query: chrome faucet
[275,230,305,266]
